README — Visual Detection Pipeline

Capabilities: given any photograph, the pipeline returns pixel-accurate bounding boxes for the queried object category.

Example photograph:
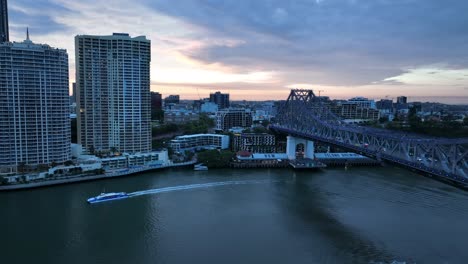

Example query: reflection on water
[1,166,467,263]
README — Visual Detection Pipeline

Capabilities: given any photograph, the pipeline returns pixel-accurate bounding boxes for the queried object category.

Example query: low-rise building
[201,102,219,113]
[100,151,169,170]
[164,110,199,124]
[170,134,230,153]
[164,95,180,104]
[232,133,276,153]
[74,146,169,170]
[253,110,273,122]
[4,162,103,183]
[331,102,380,122]
[232,151,290,167]
[376,99,393,112]
[151,92,163,111]
[3,150,169,183]
[216,108,253,131]
[348,97,376,109]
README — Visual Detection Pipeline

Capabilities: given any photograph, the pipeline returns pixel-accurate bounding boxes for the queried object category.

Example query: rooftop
[75,33,149,42]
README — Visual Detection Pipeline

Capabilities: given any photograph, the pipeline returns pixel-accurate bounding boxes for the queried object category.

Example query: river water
[1,166,468,264]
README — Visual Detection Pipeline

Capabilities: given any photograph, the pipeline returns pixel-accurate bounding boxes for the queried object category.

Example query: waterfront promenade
[0,161,196,191]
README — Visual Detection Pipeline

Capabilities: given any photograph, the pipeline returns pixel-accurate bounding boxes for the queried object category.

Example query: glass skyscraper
[75,33,151,154]
[0,38,70,173]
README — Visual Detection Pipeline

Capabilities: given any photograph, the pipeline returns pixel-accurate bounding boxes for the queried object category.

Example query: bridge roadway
[271,89,468,185]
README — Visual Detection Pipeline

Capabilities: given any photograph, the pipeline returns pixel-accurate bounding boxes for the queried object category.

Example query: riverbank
[0,161,195,191]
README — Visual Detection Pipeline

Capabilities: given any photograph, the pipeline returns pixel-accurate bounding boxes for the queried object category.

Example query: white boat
[194,163,208,171]
[87,192,129,204]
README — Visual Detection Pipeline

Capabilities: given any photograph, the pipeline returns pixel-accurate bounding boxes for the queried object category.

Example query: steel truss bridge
[270,89,468,185]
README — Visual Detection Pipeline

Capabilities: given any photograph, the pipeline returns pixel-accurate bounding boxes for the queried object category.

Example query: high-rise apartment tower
[0,36,70,173]
[75,33,151,154]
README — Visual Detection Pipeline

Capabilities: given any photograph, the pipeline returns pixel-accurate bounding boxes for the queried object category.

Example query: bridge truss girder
[273,89,468,184]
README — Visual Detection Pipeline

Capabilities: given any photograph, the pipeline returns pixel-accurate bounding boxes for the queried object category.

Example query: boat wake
[128,180,273,198]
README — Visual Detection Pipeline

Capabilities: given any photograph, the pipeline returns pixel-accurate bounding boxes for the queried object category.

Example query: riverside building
[75,33,151,154]
[216,108,253,131]
[170,134,229,153]
[232,133,276,153]
[0,34,70,174]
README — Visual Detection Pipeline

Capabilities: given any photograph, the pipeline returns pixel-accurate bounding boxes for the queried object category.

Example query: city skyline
[6,0,468,103]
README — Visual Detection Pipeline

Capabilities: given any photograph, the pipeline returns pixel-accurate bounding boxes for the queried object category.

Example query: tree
[152,123,179,135]
[17,162,27,174]
[20,175,27,183]
[89,145,95,155]
[37,164,49,171]
[0,176,8,185]
[152,139,166,149]
[464,117,468,126]
[199,114,215,128]
[184,150,195,161]
[167,147,174,156]
[197,150,234,168]
[151,109,164,121]
[379,116,389,123]
[110,146,119,155]
[408,106,418,119]
[252,126,269,134]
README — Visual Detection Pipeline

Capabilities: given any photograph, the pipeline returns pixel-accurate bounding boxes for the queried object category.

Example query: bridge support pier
[286,136,315,160]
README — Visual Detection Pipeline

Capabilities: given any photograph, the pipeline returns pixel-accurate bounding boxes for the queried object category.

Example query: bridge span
[270,89,468,185]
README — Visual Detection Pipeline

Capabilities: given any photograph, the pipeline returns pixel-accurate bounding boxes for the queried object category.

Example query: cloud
[141,0,468,86]
[6,0,468,100]
[384,67,468,86]
[9,0,72,36]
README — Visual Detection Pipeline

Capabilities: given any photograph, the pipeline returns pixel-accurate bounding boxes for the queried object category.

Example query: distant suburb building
[164,95,180,105]
[76,33,151,154]
[170,134,229,153]
[209,91,230,109]
[216,108,253,131]
[151,91,162,111]
[0,36,70,173]
[200,101,218,113]
[330,102,380,123]
[348,97,376,109]
[397,96,407,104]
[164,110,199,124]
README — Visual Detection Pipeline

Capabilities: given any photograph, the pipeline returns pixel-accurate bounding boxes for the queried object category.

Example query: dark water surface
[2,166,468,264]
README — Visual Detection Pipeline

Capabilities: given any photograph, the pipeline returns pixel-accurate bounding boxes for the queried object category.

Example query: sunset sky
[7,0,468,103]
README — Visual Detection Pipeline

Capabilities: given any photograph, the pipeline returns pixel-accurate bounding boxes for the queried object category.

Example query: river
[1,166,468,264]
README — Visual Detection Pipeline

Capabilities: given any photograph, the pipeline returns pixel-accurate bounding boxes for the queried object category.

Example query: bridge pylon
[286,136,315,160]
